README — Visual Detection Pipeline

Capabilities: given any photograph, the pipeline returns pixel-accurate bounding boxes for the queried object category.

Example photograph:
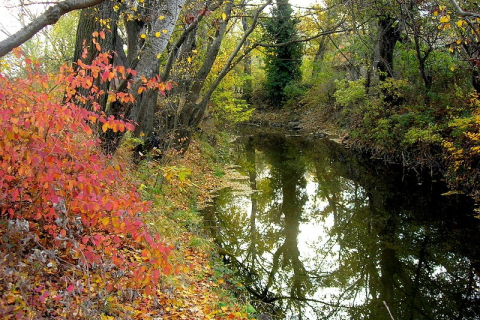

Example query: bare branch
[450,0,480,19]
[0,0,107,58]
[256,27,351,48]
[161,0,224,81]
[196,0,273,109]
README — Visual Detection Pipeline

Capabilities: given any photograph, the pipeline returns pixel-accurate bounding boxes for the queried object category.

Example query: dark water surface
[203,129,480,320]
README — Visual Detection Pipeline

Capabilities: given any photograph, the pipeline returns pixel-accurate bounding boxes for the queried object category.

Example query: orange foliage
[0,51,174,319]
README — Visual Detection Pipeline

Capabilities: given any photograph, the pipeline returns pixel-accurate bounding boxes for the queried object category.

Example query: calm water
[203,129,480,320]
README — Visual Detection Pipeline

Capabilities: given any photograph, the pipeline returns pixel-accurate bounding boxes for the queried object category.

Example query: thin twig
[383,301,396,320]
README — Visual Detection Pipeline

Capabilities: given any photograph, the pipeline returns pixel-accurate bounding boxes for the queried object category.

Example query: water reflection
[203,130,480,320]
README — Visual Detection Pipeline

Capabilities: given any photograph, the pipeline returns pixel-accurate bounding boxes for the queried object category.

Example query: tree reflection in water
[202,130,480,320]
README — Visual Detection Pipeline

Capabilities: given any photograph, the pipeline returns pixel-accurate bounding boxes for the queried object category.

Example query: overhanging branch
[450,0,480,19]
[0,0,107,58]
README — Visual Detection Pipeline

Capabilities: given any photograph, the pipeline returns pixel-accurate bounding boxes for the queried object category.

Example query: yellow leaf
[440,15,450,23]
[6,293,17,304]
[222,13,227,20]
[100,217,109,226]
[111,217,120,228]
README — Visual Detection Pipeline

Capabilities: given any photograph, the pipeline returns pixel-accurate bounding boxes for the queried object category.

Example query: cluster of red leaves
[0,50,174,319]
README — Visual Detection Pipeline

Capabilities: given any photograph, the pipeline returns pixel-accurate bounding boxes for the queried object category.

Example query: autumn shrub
[0,50,174,319]
[334,78,367,109]
[210,90,253,126]
[442,93,480,194]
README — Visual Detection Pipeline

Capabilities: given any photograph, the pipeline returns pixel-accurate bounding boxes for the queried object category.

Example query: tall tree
[264,0,303,105]
[447,0,480,92]
[241,0,254,103]
[70,0,188,152]
[146,0,271,150]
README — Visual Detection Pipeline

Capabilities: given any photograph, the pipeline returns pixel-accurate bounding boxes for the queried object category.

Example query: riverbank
[246,103,346,141]
[110,138,257,319]
[247,101,480,203]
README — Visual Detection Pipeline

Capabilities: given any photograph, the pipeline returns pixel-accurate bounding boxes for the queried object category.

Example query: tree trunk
[171,1,234,150]
[473,68,480,93]
[312,35,327,75]
[241,0,253,103]
[128,0,187,137]
[377,15,400,82]
[73,1,119,111]
[377,15,400,106]
[70,0,187,153]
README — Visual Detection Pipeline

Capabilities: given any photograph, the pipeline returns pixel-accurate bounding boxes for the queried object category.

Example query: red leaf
[105,201,113,211]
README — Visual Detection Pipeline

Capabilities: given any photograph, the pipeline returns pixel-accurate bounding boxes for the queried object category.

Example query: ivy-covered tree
[264,0,303,105]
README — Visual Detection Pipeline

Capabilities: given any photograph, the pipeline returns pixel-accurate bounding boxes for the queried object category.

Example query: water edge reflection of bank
[202,129,480,320]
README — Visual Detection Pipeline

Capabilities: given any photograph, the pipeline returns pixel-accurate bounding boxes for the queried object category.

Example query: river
[202,128,480,320]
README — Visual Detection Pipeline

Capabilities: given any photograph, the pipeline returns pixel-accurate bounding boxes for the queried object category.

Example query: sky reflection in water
[203,130,480,320]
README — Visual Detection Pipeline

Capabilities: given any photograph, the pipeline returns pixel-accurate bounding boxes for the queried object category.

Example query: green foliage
[403,126,442,145]
[283,82,308,105]
[395,42,470,94]
[210,90,253,125]
[377,78,409,102]
[46,12,79,68]
[10,12,79,74]
[263,0,303,105]
[334,79,366,108]
[302,57,346,112]
[333,76,451,153]
[214,168,226,177]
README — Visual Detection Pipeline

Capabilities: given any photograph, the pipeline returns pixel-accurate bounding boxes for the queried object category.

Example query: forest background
[1,0,480,319]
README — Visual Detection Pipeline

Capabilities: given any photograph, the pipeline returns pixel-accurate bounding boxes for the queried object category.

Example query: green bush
[334,78,367,108]
[210,90,253,125]
[403,126,442,145]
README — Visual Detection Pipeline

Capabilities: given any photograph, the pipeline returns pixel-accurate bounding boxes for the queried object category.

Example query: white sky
[0,0,47,40]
